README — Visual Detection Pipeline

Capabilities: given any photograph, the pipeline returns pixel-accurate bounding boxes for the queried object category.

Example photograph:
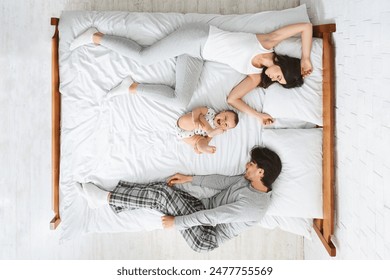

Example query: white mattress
[57,6,319,242]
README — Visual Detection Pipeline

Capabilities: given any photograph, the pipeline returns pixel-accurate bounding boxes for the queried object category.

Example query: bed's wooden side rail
[50,17,61,230]
[313,24,336,257]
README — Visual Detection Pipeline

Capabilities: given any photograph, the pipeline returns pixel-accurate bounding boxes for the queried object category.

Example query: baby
[176,106,239,154]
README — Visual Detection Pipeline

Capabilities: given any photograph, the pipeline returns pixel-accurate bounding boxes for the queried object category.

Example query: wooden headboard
[313,23,337,257]
[50,17,61,230]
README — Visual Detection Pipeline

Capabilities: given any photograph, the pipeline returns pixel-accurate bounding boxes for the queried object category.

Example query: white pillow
[263,38,324,125]
[259,215,313,239]
[262,128,323,218]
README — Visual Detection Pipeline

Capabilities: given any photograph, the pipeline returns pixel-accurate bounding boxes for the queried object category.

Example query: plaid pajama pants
[109,180,219,253]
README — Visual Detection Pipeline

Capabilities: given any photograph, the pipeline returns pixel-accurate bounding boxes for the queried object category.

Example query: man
[78,146,282,253]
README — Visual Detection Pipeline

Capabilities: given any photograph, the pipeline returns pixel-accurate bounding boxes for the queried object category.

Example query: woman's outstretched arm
[227,74,273,125]
[258,22,313,76]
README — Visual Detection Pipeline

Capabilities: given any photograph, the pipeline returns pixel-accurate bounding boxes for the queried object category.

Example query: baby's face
[214,111,237,130]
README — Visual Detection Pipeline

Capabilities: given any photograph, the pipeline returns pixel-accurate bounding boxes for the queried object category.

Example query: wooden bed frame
[50,17,336,257]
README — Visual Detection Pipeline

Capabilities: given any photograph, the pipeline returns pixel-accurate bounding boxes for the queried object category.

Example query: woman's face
[265,65,287,85]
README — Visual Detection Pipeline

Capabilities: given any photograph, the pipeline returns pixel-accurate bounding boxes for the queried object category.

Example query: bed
[50,5,336,256]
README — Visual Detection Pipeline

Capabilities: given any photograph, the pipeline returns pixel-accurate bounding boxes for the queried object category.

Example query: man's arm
[192,174,242,190]
[167,173,242,190]
[174,201,260,230]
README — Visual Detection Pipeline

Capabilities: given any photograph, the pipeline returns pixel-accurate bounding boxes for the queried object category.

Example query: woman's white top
[203,26,274,75]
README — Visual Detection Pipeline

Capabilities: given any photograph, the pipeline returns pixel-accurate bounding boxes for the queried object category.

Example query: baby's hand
[192,118,201,130]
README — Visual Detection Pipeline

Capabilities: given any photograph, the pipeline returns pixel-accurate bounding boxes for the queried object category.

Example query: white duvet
[57,6,319,242]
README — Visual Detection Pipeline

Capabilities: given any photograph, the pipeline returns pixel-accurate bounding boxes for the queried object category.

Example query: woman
[70,22,313,123]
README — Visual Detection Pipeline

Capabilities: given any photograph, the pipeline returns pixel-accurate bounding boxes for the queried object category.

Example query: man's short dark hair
[250,146,282,190]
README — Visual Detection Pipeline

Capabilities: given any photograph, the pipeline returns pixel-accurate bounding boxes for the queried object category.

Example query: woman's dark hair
[259,54,304,89]
[250,146,282,190]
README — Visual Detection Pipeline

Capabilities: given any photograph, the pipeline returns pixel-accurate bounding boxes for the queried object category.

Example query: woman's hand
[167,173,193,186]
[257,113,274,126]
[161,216,175,229]
[301,57,313,77]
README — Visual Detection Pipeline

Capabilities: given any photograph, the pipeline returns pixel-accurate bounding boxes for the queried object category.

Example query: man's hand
[167,173,193,186]
[161,215,175,229]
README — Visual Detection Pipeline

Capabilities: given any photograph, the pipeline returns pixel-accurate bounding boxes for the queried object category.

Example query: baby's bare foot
[202,145,216,154]
[194,146,202,154]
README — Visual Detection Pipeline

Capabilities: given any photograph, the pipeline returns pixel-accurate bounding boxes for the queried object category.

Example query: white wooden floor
[0,0,304,259]
[301,0,390,260]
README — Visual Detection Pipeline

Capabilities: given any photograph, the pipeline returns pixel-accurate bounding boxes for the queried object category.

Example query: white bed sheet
[57,6,318,242]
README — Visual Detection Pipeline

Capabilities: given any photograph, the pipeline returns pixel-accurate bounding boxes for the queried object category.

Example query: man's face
[244,161,263,182]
